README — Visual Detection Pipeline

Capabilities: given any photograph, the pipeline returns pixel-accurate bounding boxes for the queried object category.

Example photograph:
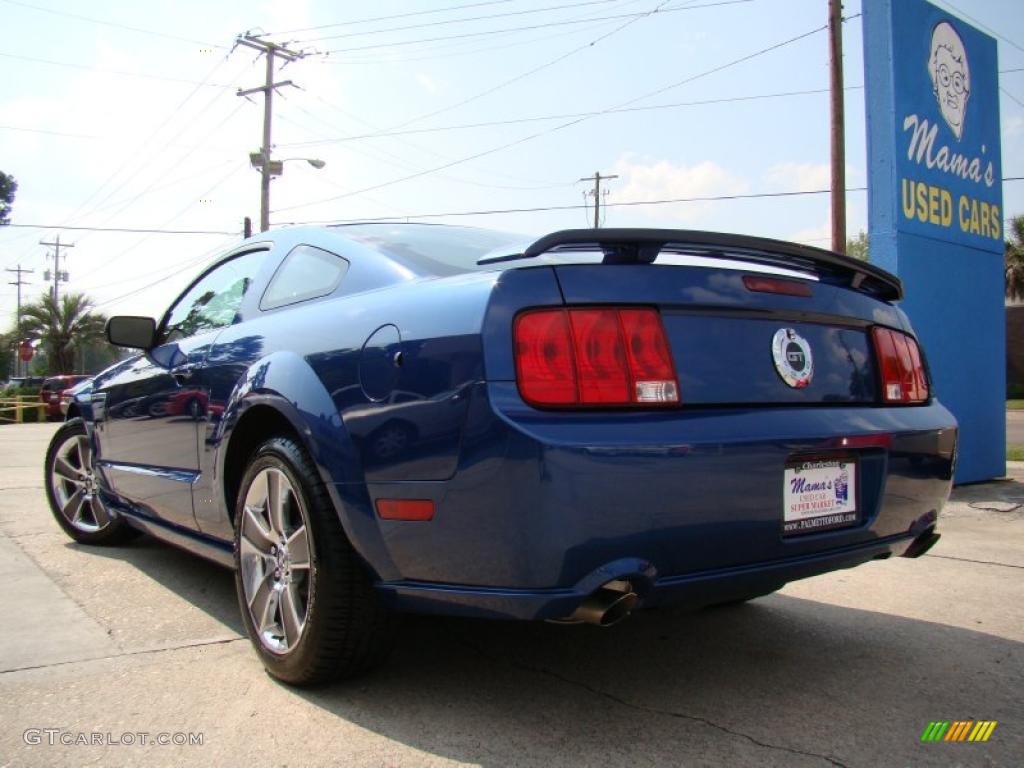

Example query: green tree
[1006,214,1024,302]
[846,230,869,261]
[19,293,107,374]
[0,331,13,379]
[0,171,16,225]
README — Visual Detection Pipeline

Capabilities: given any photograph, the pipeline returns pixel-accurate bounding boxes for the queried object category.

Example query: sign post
[864,0,1004,483]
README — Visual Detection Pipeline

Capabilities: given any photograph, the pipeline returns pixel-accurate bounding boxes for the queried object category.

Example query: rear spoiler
[477,228,903,301]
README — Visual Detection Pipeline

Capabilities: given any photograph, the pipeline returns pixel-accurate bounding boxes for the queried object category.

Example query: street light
[249,154,326,230]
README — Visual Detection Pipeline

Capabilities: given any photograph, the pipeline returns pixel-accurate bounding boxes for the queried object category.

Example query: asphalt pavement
[0,422,1021,767]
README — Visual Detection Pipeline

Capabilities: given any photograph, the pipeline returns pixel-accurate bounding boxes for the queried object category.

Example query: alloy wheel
[238,468,313,654]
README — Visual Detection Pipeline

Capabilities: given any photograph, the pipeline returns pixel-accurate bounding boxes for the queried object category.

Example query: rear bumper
[376,527,936,620]
[356,383,957,620]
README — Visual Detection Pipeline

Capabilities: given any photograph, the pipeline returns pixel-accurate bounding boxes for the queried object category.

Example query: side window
[260,245,349,311]
[163,249,269,342]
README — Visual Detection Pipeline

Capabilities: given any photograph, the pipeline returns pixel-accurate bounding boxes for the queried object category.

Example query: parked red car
[39,375,90,420]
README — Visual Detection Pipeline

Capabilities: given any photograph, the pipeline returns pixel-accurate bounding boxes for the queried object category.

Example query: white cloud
[763,162,831,192]
[611,154,750,223]
[763,162,863,193]
[788,220,832,246]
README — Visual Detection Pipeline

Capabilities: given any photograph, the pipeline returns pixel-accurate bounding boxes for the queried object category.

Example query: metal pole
[579,171,619,229]
[829,0,847,254]
[5,264,32,377]
[260,46,275,233]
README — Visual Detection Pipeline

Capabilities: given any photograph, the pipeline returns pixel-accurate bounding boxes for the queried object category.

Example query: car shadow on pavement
[71,535,243,634]
[290,597,1022,767]
[66,533,1022,766]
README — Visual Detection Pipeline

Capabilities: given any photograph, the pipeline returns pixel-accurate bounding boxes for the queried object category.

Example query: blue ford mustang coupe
[45,224,957,685]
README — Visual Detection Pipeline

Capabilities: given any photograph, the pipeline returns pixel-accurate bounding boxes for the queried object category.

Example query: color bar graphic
[921,720,997,742]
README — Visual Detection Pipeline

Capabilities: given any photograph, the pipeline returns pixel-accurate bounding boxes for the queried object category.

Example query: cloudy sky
[1,0,1022,329]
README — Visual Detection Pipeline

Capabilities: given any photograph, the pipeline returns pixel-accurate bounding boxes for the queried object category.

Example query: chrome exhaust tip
[567,580,640,626]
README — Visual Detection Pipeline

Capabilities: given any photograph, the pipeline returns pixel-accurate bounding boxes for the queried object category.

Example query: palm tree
[20,293,107,374]
[1007,214,1024,303]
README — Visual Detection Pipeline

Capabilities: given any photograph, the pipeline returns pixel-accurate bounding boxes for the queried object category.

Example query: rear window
[261,245,349,310]
[336,224,528,276]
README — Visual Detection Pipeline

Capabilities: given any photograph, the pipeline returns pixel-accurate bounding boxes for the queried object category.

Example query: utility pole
[39,234,73,305]
[236,34,304,232]
[5,265,32,377]
[829,0,847,254]
[579,171,619,229]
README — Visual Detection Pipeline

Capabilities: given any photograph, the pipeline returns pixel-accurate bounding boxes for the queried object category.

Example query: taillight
[514,307,679,407]
[871,327,929,404]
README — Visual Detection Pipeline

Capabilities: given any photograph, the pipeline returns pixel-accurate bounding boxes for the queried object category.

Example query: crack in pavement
[0,486,44,491]
[457,639,851,768]
[0,636,246,675]
[967,502,1023,513]
[925,553,1024,570]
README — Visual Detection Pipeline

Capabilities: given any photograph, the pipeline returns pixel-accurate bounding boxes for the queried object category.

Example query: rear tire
[234,436,397,686]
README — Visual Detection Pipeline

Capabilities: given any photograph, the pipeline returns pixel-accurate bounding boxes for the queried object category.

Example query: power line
[274,22,827,215]
[279,86,853,148]
[91,237,240,309]
[277,0,679,192]
[269,0,518,36]
[1002,87,1024,110]
[282,187,870,226]
[298,0,627,44]
[0,50,234,87]
[1,224,237,235]
[320,1,746,54]
[60,53,245,230]
[315,11,644,65]
[383,0,682,133]
[933,0,1024,56]
[23,176,1024,311]
[0,0,226,48]
[75,162,250,284]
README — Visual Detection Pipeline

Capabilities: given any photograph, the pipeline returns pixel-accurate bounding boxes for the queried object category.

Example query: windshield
[334,223,529,276]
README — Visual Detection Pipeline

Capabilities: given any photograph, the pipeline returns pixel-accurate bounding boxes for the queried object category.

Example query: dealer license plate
[783,458,858,535]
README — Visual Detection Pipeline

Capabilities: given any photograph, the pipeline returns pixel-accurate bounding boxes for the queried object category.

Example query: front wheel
[44,418,135,545]
[234,436,396,686]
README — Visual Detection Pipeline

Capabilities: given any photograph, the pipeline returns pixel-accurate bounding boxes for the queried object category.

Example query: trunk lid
[552,260,904,405]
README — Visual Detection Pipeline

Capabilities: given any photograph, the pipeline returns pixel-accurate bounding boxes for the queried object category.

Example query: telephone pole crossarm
[38,234,74,305]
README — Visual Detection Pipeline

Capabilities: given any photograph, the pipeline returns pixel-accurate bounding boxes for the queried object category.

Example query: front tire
[234,436,396,686]
[44,418,135,545]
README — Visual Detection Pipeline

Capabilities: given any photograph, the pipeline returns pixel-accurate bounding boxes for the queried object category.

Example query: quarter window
[261,244,349,310]
[163,249,269,342]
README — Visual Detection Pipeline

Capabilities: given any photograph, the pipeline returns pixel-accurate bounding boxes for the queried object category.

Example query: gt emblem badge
[772,328,813,389]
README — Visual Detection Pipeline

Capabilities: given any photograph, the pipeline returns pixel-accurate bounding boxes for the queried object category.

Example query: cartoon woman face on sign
[929,21,970,140]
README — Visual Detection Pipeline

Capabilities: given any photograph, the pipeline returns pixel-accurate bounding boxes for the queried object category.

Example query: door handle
[171,364,197,383]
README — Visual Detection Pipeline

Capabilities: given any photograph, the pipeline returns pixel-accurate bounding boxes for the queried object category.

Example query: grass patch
[1008,400,1024,410]
[1008,445,1024,461]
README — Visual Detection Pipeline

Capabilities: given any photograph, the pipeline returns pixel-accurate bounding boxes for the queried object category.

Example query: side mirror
[106,316,157,350]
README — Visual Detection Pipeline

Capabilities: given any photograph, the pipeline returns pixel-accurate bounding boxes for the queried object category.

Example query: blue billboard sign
[864,0,1005,483]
